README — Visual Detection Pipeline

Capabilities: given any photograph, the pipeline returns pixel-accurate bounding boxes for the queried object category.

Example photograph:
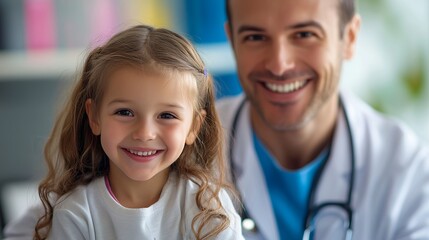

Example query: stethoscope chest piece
[242,217,257,233]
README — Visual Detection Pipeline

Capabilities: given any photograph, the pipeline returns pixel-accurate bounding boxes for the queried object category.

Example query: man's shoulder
[215,94,245,127]
[343,92,429,161]
[216,94,244,111]
[344,92,409,134]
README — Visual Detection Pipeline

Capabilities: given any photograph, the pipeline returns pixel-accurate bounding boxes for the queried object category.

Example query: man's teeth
[265,80,307,93]
[128,149,157,156]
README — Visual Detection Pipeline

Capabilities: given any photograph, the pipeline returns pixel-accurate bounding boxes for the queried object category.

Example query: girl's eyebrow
[108,99,185,109]
[160,103,186,109]
[107,99,132,106]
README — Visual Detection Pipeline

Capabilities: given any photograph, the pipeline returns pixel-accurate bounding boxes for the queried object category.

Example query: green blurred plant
[359,0,427,112]
[402,52,426,100]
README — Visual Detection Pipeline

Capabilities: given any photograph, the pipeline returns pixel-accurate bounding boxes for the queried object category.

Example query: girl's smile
[122,147,163,163]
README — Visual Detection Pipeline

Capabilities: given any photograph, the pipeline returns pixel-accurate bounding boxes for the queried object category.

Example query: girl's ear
[85,99,101,135]
[186,109,207,145]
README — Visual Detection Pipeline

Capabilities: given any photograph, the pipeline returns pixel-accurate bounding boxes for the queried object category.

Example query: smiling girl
[34,25,243,240]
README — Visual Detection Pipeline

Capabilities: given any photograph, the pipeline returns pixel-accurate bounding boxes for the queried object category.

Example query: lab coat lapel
[233,102,280,240]
[315,105,352,204]
[315,93,367,204]
[308,96,356,238]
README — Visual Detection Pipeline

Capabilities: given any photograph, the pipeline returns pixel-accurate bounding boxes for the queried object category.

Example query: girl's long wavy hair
[35,24,233,240]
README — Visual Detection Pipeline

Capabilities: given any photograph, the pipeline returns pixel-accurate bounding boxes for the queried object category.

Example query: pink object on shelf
[90,0,118,48]
[24,0,56,50]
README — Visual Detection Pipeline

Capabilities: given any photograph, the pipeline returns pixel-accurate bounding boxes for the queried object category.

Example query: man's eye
[159,112,177,119]
[294,31,316,39]
[243,34,266,42]
[115,109,134,117]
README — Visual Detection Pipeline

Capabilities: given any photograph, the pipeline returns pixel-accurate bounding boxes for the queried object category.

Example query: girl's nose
[132,120,156,141]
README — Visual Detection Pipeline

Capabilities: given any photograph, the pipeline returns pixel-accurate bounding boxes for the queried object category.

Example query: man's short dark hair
[225,0,355,37]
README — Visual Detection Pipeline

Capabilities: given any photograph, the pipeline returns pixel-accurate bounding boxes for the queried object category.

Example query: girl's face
[86,65,199,184]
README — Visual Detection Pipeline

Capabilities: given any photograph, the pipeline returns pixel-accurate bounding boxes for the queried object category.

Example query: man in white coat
[218,0,429,239]
[3,0,429,239]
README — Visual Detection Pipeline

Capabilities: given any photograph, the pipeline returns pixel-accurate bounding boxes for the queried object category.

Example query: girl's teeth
[129,149,157,156]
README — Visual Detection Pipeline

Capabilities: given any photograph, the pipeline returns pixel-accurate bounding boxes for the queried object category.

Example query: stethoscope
[229,97,355,240]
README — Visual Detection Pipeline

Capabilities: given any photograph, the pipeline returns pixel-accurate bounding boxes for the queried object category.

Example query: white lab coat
[216,92,429,240]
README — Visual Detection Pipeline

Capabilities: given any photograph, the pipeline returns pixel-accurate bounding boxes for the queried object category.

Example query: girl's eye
[159,112,177,119]
[115,109,134,117]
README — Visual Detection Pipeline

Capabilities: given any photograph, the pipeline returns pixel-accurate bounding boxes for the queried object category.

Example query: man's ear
[85,99,101,135]
[343,14,361,60]
[185,109,207,145]
[225,22,233,44]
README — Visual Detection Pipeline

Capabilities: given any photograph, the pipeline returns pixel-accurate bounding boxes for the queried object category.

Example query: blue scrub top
[253,132,328,240]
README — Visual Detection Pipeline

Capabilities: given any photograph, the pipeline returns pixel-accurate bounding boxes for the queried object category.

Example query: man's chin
[265,119,308,132]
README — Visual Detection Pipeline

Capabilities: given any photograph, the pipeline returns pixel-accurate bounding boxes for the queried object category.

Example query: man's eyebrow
[237,25,265,34]
[237,21,325,34]
[289,20,325,33]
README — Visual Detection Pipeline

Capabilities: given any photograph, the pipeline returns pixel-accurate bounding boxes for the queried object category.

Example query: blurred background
[0,0,428,231]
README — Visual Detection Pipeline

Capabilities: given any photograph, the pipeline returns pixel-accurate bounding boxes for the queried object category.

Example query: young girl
[34,25,243,240]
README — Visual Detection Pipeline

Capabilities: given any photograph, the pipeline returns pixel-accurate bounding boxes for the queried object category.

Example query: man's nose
[264,39,295,77]
[133,119,156,141]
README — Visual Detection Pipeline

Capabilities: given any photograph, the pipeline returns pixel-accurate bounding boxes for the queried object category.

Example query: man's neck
[251,98,339,170]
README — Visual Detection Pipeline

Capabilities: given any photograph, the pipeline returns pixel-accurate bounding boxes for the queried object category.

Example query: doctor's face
[227,0,359,131]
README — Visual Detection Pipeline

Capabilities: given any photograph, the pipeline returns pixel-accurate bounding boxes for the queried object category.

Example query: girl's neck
[107,167,170,208]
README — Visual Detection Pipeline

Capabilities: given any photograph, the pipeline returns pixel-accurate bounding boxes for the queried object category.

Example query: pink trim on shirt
[104,176,119,202]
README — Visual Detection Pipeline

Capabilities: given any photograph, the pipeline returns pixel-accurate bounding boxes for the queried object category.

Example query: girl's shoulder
[53,177,105,212]
[172,172,244,239]
[169,172,237,214]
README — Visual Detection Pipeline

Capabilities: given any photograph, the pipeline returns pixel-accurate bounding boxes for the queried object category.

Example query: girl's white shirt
[48,171,243,240]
